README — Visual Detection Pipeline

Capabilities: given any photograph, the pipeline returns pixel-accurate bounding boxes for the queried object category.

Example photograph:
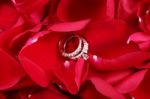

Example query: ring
[58,34,89,60]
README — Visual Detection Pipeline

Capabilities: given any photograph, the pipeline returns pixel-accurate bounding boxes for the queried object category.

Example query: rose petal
[75,58,86,88]
[7,76,35,91]
[54,60,79,94]
[130,70,150,99]
[90,77,126,99]
[117,0,141,30]
[120,0,140,14]
[0,48,24,90]
[12,0,48,24]
[57,0,110,21]
[89,51,150,70]
[115,69,148,93]
[12,0,49,13]
[19,33,63,87]
[0,22,33,56]
[19,55,49,87]
[0,2,19,30]
[80,82,108,99]
[49,19,90,32]
[84,20,136,57]
[128,32,150,51]
[90,69,134,85]
[106,0,115,19]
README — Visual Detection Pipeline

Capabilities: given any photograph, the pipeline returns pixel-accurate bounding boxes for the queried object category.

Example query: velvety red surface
[0,0,150,99]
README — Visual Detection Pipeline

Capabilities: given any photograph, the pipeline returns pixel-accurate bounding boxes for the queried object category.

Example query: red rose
[0,0,150,99]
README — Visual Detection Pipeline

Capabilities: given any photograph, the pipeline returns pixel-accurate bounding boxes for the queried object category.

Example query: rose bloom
[0,0,150,99]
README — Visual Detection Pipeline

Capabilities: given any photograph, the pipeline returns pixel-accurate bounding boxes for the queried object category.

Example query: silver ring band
[59,34,89,60]
[61,35,82,58]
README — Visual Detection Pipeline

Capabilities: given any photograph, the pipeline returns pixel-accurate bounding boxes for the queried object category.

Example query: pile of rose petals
[0,0,150,99]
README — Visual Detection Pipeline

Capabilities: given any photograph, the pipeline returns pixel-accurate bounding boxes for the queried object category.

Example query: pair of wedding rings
[59,34,89,60]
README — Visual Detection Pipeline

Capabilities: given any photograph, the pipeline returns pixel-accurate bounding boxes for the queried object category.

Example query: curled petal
[54,59,87,94]
[75,58,88,88]
[54,61,79,94]
[49,19,90,32]
[128,32,150,51]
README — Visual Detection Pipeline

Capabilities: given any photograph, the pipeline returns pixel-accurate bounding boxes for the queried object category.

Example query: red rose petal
[106,0,115,19]
[19,55,49,87]
[90,77,126,99]
[12,0,48,24]
[90,69,134,85]
[19,33,63,87]
[80,82,108,99]
[89,52,150,70]
[0,48,24,90]
[85,20,131,53]
[128,32,150,51]
[12,0,49,13]
[130,70,150,99]
[104,69,134,85]
[57,0,111,21]
[54,59,88,94]
[0,22,32,55]
[119,0,140,14]
[75,58,86,88]
[49,19,90,32]
[0,2,19,30]
[115,69,148,93]
[54,60,79,94]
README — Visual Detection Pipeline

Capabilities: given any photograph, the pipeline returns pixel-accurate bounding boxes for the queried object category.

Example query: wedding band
[61,35,82,58]
[58,34,89,60]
